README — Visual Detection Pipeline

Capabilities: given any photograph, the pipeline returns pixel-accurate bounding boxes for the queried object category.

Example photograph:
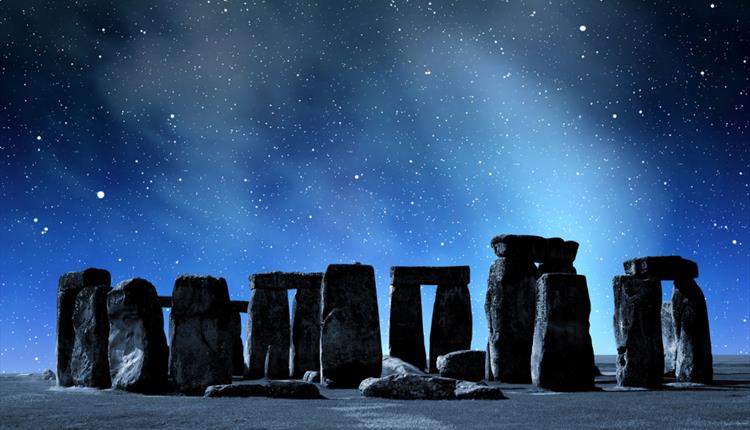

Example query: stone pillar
[107,278,168,393]
[56,268,110,387]
[230,311,245,376]
[486,253,538,383]
[613,275,663,388]
[71,284,112,388]
[291,286,322,378]
[320,263,382,388]
[661,301,677,376]
[672,278,713,384]
[246,288,290,379]
[388,283,426,371]
[531,274,595,391]
[429,283,472,373]
[170,275,232,395]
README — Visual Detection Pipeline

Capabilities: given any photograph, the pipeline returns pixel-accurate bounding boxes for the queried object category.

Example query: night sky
[1,0,748,372]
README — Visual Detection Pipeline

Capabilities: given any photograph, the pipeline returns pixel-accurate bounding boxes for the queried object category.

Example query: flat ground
[1,356,749,429]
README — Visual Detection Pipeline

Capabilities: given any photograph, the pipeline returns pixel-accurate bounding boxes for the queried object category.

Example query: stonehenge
[388,266,471,373]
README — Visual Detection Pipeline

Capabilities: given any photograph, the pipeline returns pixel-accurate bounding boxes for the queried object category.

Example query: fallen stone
[623,256,699,280]
[486,257,538,383]
[42,369,56,380]
[382,356,427,377]
[56,268,110,387]
[436,350,485,382]
[204,383,267,398]
[320,264,382,388]
[291,285,322,379]
[430,283,472,373]
[454,381,507,400]
[204,380,324,399]
[662,301,677,376]
[388,283,427,371]
[170,275,233,395]
[359,374,457,400]
[613,275,663,388]
[531,274,595,391]
[673,278,713,384]
[302,370,320,383]
[107,278,168,393]
[246,287,290,379]
[490,234,547,260]
[71,285,112,388]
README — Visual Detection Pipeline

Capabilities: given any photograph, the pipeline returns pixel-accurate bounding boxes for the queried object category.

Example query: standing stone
[230,311,244,376]
[170,275,232,395]
[531,274,595,391]
[429,283,472,373]
[672,278,713,384]
[661,301,677,376]
[107,278,168,393]
[71,285,112,388]
[246,288,290,379]
[56,268,111,387]
[291,287,321,378]
[320,264,382,388]
[486,257,538,383]
[388,284,426,371]
[613,275,663,388]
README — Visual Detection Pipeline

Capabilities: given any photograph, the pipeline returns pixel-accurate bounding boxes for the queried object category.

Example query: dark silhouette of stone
[302,370,320,383]
[436,350,485,382]
[71,285,112,388]
[490,234,547,260]
[430,283,472,373]
[381,356,427,377]
[359,374,457,400]
[42,369,56,380]
[454,381,507,400]
[107,278,168,393]
[204,381,324,399]
[157,296,172,308]
[250,272,323,290]
[624,256,699,280]
[486,257,538,383]
[246,287,290,379]
[531,274,595,391]
[662,301,677,376]
[230,311,244,376]
[320,264,382,388]
[538,239,579,274]
[613,275,663,388]
[56,268,110,387]
[673,278,713,384]
[388,283,426,370]
[230,300,249,313]
[390,266,470,286]
[169,275,232,395]
[291,284,322,378]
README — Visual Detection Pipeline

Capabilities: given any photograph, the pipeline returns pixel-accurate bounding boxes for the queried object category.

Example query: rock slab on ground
[359,374,457,400]
[107,278,168,393]
[170,275,233,395]
[204,380,324,399]
[381,356,427,377]
[454,381,507,400]
[436,350,485,382]
[320,264,382,388]
[71,284,112,388]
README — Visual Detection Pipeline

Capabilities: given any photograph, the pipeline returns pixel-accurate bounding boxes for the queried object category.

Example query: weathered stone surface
[544,238,579,263]
[382,356,427,377]
[662,301,677,376]
[537,262,577,275]
[291,286,321,378]
[157,296,172,308]
[485,257,538,383]
[56,268,110,387]
[170,275,232,395]
[107,278,168,393]
[390,266,470,286]
[230,300,249,313]
[71,285,112,388]
[302,370,320,383]
[624,256,699,280]
[531,274,595,391]
[430,283,472,373]
[673,278,713,384]
[388,283,426,370]
[454,381,507,400]
[490,234,547,260]
[436,350,485,382]
[246,287,290,379]
[42,369,56,380]
[613,275,663,388]
[204,381,324,399]
[320,264,382,388]
[230,311,244,376]
[359,374,457,400]
[251,272,323,290]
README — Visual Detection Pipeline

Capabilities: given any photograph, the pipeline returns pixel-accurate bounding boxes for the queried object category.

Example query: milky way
[1,0,748,371]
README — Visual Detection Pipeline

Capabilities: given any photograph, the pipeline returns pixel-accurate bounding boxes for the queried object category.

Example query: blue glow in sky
[1,0,748,372]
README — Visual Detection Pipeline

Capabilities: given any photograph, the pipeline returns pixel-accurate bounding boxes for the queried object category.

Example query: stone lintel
[623,256,699,280]
[390,266,470,286]
[250,272,323,290]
